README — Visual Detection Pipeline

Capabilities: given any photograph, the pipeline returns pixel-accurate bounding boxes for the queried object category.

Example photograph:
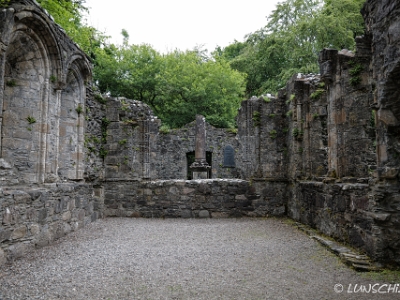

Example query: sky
[84,0,282,53]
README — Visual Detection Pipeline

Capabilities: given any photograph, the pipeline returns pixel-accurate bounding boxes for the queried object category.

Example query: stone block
[0,228,12,242]
[0,158,12,169]
[222,201,236,208]
[198,210,210,218]
[211,212,229,218]
[2,207,17,225]
[29,224,40,236]
[235,194,247,201]
[11,226,27,239]
[0,247,6,266]
[182,187,195,195]
[195,195,206,203]
[8,242,30,259]
[62,211,72,221]
[13,190,31,204]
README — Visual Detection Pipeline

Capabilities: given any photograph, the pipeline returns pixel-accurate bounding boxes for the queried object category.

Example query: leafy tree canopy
[214,0,365,96]
[94,40,246,128]
[36,0,104,55]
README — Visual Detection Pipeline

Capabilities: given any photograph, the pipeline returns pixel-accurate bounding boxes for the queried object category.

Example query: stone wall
[0,183,102,265]
[102,97,240,181]
[103,179,287,219]
[0,1,102,265]
[1,0,400,268]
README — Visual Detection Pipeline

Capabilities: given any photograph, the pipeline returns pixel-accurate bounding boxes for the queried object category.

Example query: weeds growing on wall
[6,79,16,87]
[94,94,107,105]
[252,111,261,127]
[26,116,36,124]
[310,89,325,100]
[349,60,363,86]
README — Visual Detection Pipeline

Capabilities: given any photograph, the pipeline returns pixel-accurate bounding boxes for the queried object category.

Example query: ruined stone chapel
[0,0,399,267]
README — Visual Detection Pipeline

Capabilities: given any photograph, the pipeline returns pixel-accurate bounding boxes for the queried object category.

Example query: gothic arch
[1,9,62,183]
[57,61,87,180]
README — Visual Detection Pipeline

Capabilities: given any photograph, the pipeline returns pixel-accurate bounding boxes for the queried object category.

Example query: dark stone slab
[223,145,235,167]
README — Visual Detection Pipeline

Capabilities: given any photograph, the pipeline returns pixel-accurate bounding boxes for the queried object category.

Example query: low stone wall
[288,180,400,265]
[104,179,288,218]
[0,183,103,265]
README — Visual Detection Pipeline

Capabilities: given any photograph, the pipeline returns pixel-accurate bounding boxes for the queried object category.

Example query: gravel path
[0,218,394,299]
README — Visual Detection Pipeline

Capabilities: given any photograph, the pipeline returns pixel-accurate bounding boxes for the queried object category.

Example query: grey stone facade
[0,0,99,266]
[1,0,400,267]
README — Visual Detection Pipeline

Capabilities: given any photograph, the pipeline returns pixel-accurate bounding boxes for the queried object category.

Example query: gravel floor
[0,218,395,300]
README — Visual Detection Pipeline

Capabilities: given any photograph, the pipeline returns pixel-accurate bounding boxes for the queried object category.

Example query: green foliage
[120,100,130,111]
[263,96,271,103]
[50,75,57,83]
[94,42,246,129]
[99,146,108,159]
[292,127,304,138]
[101,117,111,127]
[269,130,277,139]
[101,117,110,143]
[26,116,36,124]
[94,94,107,104]
[310,89,325,100]
[269,113,276,118]
[350,76,361,86]
[123,119,138,127]
[349,63,363,76]
[36,0,106,56]
[370,110,376,128]
[6,79,16,87]
[216,0,365,95]
[118,139,127,146]
[75,104,83,115]
[287,94,295,104]
[159,125,171,134]
[349,61,363,86]
[0,0,9,8]
[227,128,238,134]
[252,111,261,127]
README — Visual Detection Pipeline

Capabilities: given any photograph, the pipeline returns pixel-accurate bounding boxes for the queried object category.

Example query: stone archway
[57,64,86,180]
[2,28,49,183]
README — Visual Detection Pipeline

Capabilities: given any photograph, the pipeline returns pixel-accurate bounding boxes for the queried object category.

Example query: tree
[216,0,365,96]
[36,0,103,56]
[155,50,246,128]
[94,43,162,102]
[94,41,246,128]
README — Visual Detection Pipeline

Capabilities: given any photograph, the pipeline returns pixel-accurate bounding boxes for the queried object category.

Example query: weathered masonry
[1,0,400,267]
[0,0,100,266]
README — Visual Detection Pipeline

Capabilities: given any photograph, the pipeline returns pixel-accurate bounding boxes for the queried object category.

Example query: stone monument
[190,115,211,179]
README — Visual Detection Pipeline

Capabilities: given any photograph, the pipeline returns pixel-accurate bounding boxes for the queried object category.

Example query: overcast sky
[84,0,281,53]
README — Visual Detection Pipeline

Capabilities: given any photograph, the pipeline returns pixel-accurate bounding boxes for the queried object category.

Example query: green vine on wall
[349,60,363,86]
[269,130,277,139]
[252,111,261,127]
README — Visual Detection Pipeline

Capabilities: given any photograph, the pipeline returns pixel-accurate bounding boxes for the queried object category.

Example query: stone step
[293,222,381,272]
